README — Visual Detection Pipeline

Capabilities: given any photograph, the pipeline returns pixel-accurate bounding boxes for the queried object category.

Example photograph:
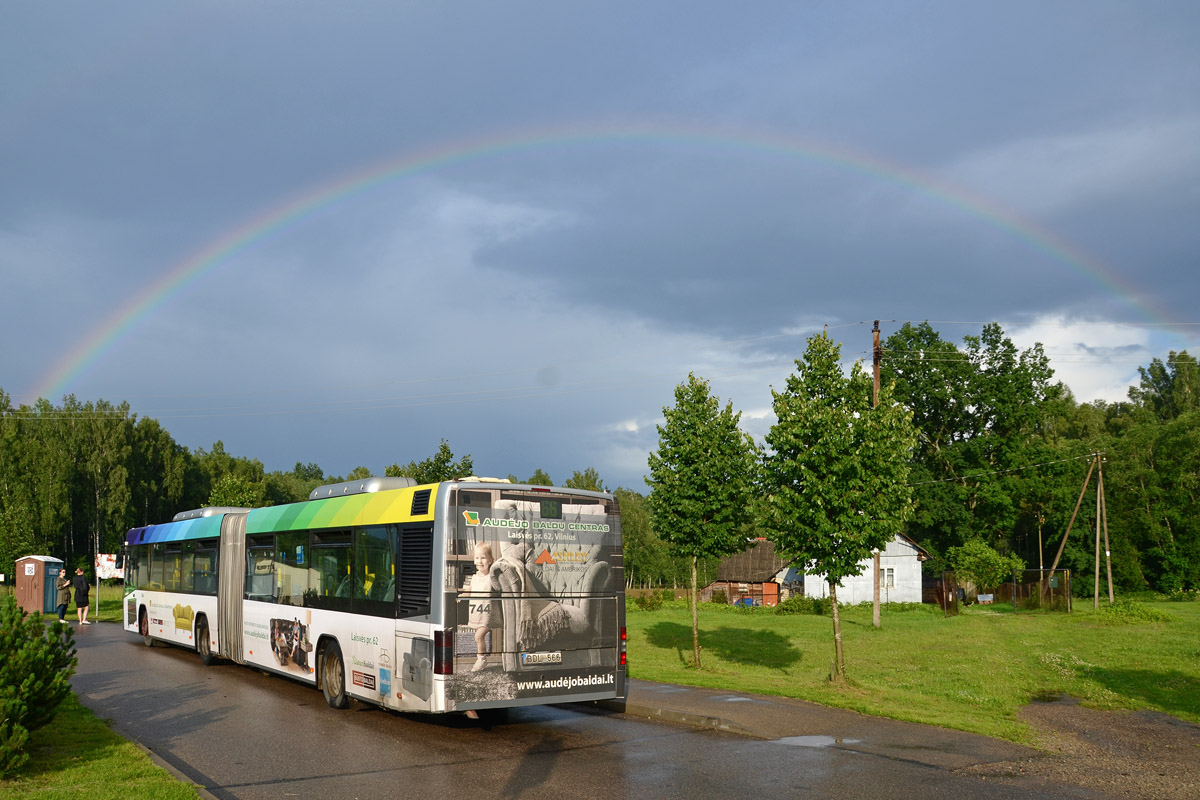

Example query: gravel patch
[958,696,1200,799]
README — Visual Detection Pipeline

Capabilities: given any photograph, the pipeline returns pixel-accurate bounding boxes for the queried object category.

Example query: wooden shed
[706,538,790,606]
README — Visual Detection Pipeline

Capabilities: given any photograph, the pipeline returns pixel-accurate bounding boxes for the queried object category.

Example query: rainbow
[30,122,1172,401]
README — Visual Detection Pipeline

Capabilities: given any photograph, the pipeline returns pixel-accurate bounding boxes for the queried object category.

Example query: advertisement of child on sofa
[445,488,622,706]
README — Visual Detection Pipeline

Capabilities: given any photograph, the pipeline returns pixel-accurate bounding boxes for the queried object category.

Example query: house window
[880,567,895,588]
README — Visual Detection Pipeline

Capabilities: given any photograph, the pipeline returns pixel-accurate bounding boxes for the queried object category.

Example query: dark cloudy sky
[3,1,1198,491]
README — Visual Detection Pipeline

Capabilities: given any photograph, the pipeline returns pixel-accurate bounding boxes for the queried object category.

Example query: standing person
[55,568,71,622]
[72,566,91,624]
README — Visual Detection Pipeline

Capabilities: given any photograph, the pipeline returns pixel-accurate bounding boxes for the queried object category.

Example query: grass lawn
[625,598,1200,743]
[0,693,203,799]
[0,585,202,797]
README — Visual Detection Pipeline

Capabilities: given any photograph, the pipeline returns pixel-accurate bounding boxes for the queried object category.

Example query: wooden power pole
[872,320,882,629]
[1099,456,1114,606]
[1049,454,1097,574]
[1049,452,1114,607]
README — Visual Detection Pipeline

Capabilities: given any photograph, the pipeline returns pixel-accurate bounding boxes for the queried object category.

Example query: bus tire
[196,617,216,666]
[139,608,154,647]
[321,641,349,709]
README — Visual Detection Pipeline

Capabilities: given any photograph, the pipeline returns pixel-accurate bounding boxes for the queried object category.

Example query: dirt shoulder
[957,697,1200,799]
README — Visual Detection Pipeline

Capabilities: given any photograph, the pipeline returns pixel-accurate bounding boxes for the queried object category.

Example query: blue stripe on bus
[126,515,224,545]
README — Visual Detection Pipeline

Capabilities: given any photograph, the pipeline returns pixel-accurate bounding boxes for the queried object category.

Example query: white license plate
[520,651,562,665]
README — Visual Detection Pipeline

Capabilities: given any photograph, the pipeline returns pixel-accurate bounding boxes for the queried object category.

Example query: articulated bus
[123,477,626,716]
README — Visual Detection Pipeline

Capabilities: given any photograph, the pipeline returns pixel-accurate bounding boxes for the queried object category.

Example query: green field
[625,598,1200,743]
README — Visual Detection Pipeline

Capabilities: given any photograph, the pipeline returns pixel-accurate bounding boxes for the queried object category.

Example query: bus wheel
[139,609,153,647]
[321,642,349,709]
[196,617,216,666]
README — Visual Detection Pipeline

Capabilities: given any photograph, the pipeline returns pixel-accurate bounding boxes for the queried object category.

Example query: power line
[906,453,1098,487]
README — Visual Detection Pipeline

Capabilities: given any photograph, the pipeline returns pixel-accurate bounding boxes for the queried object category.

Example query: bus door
[218,512,248,663]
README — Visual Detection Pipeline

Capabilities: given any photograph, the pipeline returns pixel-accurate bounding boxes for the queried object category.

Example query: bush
[774,595,829,615]
[1094,598,1173,625]
[710,589,728,605]
[0,595,77,777]
[633,593,663,612]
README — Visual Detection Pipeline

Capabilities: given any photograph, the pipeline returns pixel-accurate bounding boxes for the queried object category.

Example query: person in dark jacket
[72,567,91,624]
[55,568,72,622]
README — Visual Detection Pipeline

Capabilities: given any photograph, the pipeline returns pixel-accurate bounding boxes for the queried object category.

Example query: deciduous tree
[526,468,554,486]
[761,333,916,680]
[882,322,1060,563]
[947,538,1024,594]
[207,474,264,509]
[564,467,606,492]
[647,373,757,668]
[1129,350,1199,422]
[386,439,473,484]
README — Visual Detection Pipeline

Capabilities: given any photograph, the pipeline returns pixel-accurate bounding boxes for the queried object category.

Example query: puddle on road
[712,695,769,704]
[774,735,861,748]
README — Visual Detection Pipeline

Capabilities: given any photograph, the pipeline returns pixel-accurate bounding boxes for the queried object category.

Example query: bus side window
[194,545,218,595]
[275,530,309,606]
[179,541,195,594]
[245,535,276,602]
[129,545,151,590]
[307,531,351,612]
[354,526,393,618]
[150,543,167,590]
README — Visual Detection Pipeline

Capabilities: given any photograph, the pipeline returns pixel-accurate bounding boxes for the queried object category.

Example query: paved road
[70,622,1109,799]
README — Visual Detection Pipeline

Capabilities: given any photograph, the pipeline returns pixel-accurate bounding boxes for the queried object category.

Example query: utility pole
[1038,513,1044,571]
[1049,454,1098,573]
[1099,456,1114,605]
[872,320,882,629]
[1094,458,1102,610]
[872,320,882,407]
[1049,452,1114,608]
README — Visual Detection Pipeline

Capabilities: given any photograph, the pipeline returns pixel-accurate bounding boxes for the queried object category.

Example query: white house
[775,534,928,605]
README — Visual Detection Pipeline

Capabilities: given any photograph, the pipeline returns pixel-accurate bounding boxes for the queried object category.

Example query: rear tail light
[434,630,453,675]
[619,626,627,666]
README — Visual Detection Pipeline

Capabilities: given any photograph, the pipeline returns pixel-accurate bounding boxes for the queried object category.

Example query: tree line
[0,397,701,585]
[2,321,1197,598]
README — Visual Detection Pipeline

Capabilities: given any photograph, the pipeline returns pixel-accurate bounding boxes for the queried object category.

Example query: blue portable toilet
[15,555,65,615]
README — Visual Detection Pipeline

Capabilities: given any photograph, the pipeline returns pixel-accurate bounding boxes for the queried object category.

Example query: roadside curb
[599,699,763,739]
[131,740,220,800]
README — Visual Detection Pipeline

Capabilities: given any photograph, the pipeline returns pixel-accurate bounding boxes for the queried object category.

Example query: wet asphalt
[622,677,1038,771]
